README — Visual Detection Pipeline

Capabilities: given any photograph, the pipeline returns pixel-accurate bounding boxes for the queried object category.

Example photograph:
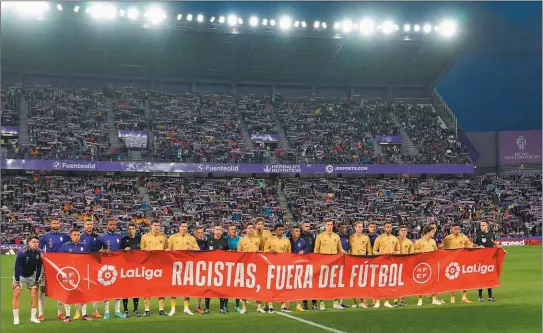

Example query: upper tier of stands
[3,86,472,165]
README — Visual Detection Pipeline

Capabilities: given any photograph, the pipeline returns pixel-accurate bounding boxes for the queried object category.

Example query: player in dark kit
[205,224,230,314]
[300,222,317,310]
[473,221,500,302]
[121,223,142,317]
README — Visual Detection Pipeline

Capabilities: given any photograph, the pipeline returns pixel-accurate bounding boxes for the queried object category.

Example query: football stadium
[1,2,542,333]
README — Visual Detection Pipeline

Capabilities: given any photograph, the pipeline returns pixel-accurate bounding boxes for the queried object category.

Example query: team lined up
[12,217,499,325]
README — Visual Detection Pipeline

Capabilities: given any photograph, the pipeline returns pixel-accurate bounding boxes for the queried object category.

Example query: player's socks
[235,299,240,307]
[133,298,139,311]
[205,298,211,310]
[223,298,229,311]
[81,304,87,317]
[57,301,64,315]
[184,299,190,311]
[104,300,110,314]
[30,308,40,324]
[93,302,99,313]
[219,298,224,310]
[488,288,493,298]
[13,309,20,325]
[114,300,121,313]
[64,305,71,318]
[171,297,177,310]
[158,298,165,311]
[478,289,483,298]
[144,298,150,312]
[123,299,129,312]
[38,293,45,316]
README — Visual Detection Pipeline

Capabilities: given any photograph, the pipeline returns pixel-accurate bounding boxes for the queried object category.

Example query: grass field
[2,247,541,333]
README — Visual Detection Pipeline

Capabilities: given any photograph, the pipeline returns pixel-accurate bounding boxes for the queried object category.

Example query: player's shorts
[13,274,39,289]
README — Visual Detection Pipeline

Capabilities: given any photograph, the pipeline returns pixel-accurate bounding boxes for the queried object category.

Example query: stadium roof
[1,3,473,88]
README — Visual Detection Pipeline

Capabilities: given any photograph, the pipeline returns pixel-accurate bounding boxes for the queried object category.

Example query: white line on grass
[246,301,348,333]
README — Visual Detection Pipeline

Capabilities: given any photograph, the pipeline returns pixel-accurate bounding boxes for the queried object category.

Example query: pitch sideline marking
[246,301,348,333]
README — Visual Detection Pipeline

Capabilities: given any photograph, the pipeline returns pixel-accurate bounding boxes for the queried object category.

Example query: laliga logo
[263,165,272,173]
[325,165,334,173]
[97,265,118,286]
[53,161,62,169]
[98,265,163,286]
[197,164,205,172]
[445,262,461,280]
[445,262,495,280]
[56,267,81,291]
[516,136,526,150]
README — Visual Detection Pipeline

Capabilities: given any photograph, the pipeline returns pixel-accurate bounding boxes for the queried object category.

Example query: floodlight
[279,17,292,30]
[210,16,215,23]
[270,19,276,26]
[423,23,432,33]
[74,6,80,13]
[197,14,204,22]
[394,24,399,31]
[88,4,117,20]
[380,20,395,34]
[262,18,268,26]
[12,2,50,18]
[187,14,193,21]
[294,21,300,28]
[301,21,306,28]
[334,22,341,30]
[119,9,125,17]
[360,19,375,35]
[144,7,166,25]
[249,16,259,27]
[439,20,457,37]
[414,24,420,32]
[177,14,182,20]
[403,24,411,32]
[127,8,139,20]
[322,22,327,29]
[219,16,225,24]
[57,4,62,11]
[227,15,237,26]
[238,18,243,24]
[342,20,353,33]
[314,21,320,29]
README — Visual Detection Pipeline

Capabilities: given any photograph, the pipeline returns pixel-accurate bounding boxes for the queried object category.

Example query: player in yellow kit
[414,225,442,306]
[264,224,292,313]
[167,221,200,316]
[314,219,346,311]
[140,220,168,317]
[372,221,398,309]
[237,222,261,314]
[393,225,414,307]
[254,217,272,250]
[443,223,473,304]
[348,221,372,309]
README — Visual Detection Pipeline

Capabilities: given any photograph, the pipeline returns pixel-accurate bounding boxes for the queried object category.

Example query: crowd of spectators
[3,85,476,165]
[148,92,246,163]
[1,175,147,244]
[23,87,121,161]
[1,173,540,244]
[277,100,379,164]
[394,103,471,164]
[145,177,284,235]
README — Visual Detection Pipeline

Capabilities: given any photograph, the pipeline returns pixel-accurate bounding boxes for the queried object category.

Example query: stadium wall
[466,131,498,172]
[2,71,430,99]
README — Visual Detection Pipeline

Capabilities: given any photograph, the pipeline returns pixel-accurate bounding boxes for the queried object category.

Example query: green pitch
[2,247,541,333]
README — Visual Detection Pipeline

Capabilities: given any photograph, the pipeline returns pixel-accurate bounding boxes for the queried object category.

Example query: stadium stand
[1,174,540,243]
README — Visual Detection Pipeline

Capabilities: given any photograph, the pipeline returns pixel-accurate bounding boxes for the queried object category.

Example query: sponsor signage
[118,130,148,149]
[1,126,19,135]
[499,130,542,165]
[495,237,542,246]
[1,159,475,174]
[0,244,24,255]
[43,248,505,304]
[250,134,281,142]
[375,135,402,144]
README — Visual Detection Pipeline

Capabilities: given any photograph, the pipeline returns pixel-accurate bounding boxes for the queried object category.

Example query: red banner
[43,248,505,304]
